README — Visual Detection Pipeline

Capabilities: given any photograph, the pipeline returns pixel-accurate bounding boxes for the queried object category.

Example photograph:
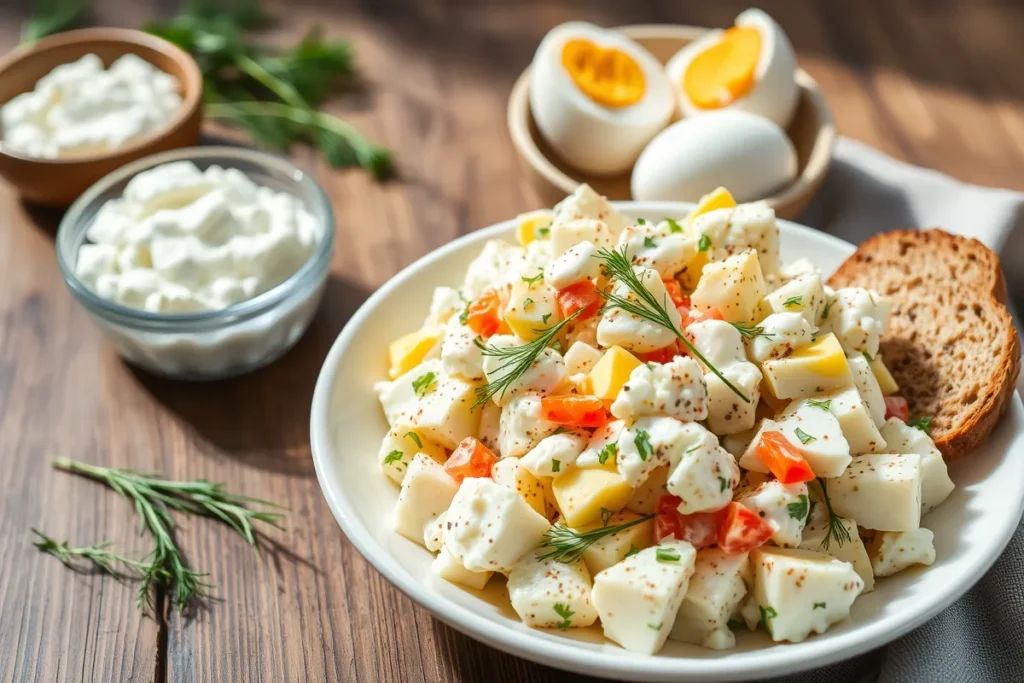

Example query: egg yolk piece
[683,26,762,109]
[561,38,646,108]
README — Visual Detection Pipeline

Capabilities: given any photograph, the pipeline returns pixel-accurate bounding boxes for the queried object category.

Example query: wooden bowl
[0,28,203,206]
[507,24,836,220]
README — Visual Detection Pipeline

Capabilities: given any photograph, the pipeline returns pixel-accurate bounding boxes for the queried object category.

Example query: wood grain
[0,1,1021,682]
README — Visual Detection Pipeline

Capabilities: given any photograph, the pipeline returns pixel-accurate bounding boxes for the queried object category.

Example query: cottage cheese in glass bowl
[56,146,334,379]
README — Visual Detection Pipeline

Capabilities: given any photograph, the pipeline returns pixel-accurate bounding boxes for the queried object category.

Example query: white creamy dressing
[76,161,323,313]
[1,53,182,158]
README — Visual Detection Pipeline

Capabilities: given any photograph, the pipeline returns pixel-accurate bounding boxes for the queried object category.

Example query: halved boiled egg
[529,22,675,176]
[665,9,799,128]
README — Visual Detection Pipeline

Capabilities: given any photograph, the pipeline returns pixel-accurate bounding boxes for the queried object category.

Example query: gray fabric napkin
[772,138,1024,683]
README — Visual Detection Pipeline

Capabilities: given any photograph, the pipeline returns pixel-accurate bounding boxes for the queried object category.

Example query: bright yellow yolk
[683,26,761,109]
[561,38,645,108]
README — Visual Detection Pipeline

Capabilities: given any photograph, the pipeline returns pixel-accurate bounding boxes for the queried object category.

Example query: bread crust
[828,229,1021,460]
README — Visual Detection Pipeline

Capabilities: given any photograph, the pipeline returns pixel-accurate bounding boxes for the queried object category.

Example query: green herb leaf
[521,272,544,285]
[523,297,534,310]
[634,430,653,461]
[598,442,618,465]
[719,476,729,493]
[656,546,681,563]
[788,494,809,521]
[664,217,684,234]
[782,295,803,308]
[643,236,658,249]
[821,299,833,320]
[383,450,404,465]
[536,225,551,238]
[539,515,655,564]
[817,478,852,551]
[595,246,750,403]
[551,459,561,473]
[698,234,711,252]
[542,313,552,324]
[636,217,647,225]
[404,432,422,448]
[647,623,662,631]
[731,322,773,340]
[412,372,437,397]
[624,545,642,558]
[862,351,874,362]
[553,602,574,629]
[807,399,832,411]
[908,416,932,434]
[794,427,816,444]
[814,602,827,610]
[758,605,778,638]
[600,508,614,526]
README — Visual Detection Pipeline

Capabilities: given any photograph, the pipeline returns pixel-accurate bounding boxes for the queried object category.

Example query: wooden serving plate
[507,24,836,220]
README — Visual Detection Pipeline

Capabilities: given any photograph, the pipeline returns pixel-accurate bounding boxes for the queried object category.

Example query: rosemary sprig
[731,322,773,340]
[538,515,655,564]
[473,310,580,407]
[35,458,286,612]
[817,477,851,551]
[595,247,750,403]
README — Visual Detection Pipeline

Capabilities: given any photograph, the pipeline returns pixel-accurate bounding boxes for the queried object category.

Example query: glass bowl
[56,146,335,380]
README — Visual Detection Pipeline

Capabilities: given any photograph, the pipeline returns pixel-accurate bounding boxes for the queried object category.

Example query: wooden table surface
[1,1,1021,681]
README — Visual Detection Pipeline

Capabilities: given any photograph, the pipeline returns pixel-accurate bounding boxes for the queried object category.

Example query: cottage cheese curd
[76,160,323,313]
[1,53,182,159]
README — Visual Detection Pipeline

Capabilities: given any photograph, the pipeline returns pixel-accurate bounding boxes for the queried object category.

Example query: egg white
[665,9,799,129]
[529,22,676,176]
[630,110,797,203]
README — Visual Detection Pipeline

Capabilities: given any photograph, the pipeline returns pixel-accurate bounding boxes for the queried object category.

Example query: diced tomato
[884,395,909,422]
[755,431,816,484]
[662,280,689,309]
[685,307,724,327]
[637,343,681,364]
[656,494,683,516]
[465,287,505,338]
[540,395,609,428]
[444,437,498,483]
[653,512,683,543]
[678,509,727,549]
[556,281,603,321]
[717,502,774,554]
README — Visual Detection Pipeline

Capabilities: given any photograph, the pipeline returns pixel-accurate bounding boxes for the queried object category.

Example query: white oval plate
[310,203,1024,682]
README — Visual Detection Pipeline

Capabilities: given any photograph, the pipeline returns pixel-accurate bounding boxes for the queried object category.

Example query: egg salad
[373,184,953,655]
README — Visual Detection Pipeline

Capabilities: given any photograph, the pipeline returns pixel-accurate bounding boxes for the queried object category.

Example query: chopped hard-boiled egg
[799,503,875,592]
[879,418,954,514]
[597,268,682,352]
[520,429,588,479]
[665,425,740,514]
[610,356,708,422]
[690,249,766,324]
[761,333,853,400]
[388,324,445,379]
[378,425,448,485]
[503,280,561,341]
[579,510,655,575]
[491,457,548,518]
[828,454,923,532]
[869,354,900,395]
[391,454,459,546]
[516,209,554,246]
[867,528,936,577]
[552,464,633,527]
[591,541,697,654]
[737,479,808,547]
[508,551,599,628]
[670,548,751,650]
[584,345,643,401]
[740,404,851,478]
[762,273,826,326]
[820,287,892,359]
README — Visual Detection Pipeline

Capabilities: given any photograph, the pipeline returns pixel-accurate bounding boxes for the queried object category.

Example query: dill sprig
[538,515,655,564]
[731,322,773,340]
[595,247,750,403]
[473,310,580,407]
[817,477,851,551]
[35,458,286,612]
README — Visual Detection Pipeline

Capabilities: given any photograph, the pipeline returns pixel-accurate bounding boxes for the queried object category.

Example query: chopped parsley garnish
[782,295,803,308]
[551,459,561,473]
[636,217,647,225]
[645,362,655,370]
[788,494,809,521]
[862,350,874,362]
[647,623,662,631]
[719,476,729,493]
[542,312,552,324]
[664,217,683,233]
[643,236,658,249]
[634,430,653,461]
[909,416,932,434]
[536,224,551,238]
[807,398,832,411]
[624,545,642,558]
[553,603,574,629]
[600,508,614,526]
[552,426,570,435]
[758,605,778,638]
[698,234,711,252]
[655,547,681,563]
[522,297,534,310]
[459,304,469,325]
[794,427,816,444]
[412,372,437,397]
[521,271,544,285]
[821,299,833,320]
[814,602,827,610]
[404,432,422,448]
[686,444,701,454]
[383,450,404,465]
[598,442,618,465]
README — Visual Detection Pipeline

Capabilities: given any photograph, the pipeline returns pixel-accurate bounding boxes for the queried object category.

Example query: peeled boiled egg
[665,9,799,129]
[631,110,797,203]
[529,22,675,176]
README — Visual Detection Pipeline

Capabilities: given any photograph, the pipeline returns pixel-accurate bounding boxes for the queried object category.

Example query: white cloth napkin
[773,138,1024,683]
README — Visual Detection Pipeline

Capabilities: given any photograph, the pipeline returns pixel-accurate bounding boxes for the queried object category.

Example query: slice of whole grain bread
[828,229,1020,460]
